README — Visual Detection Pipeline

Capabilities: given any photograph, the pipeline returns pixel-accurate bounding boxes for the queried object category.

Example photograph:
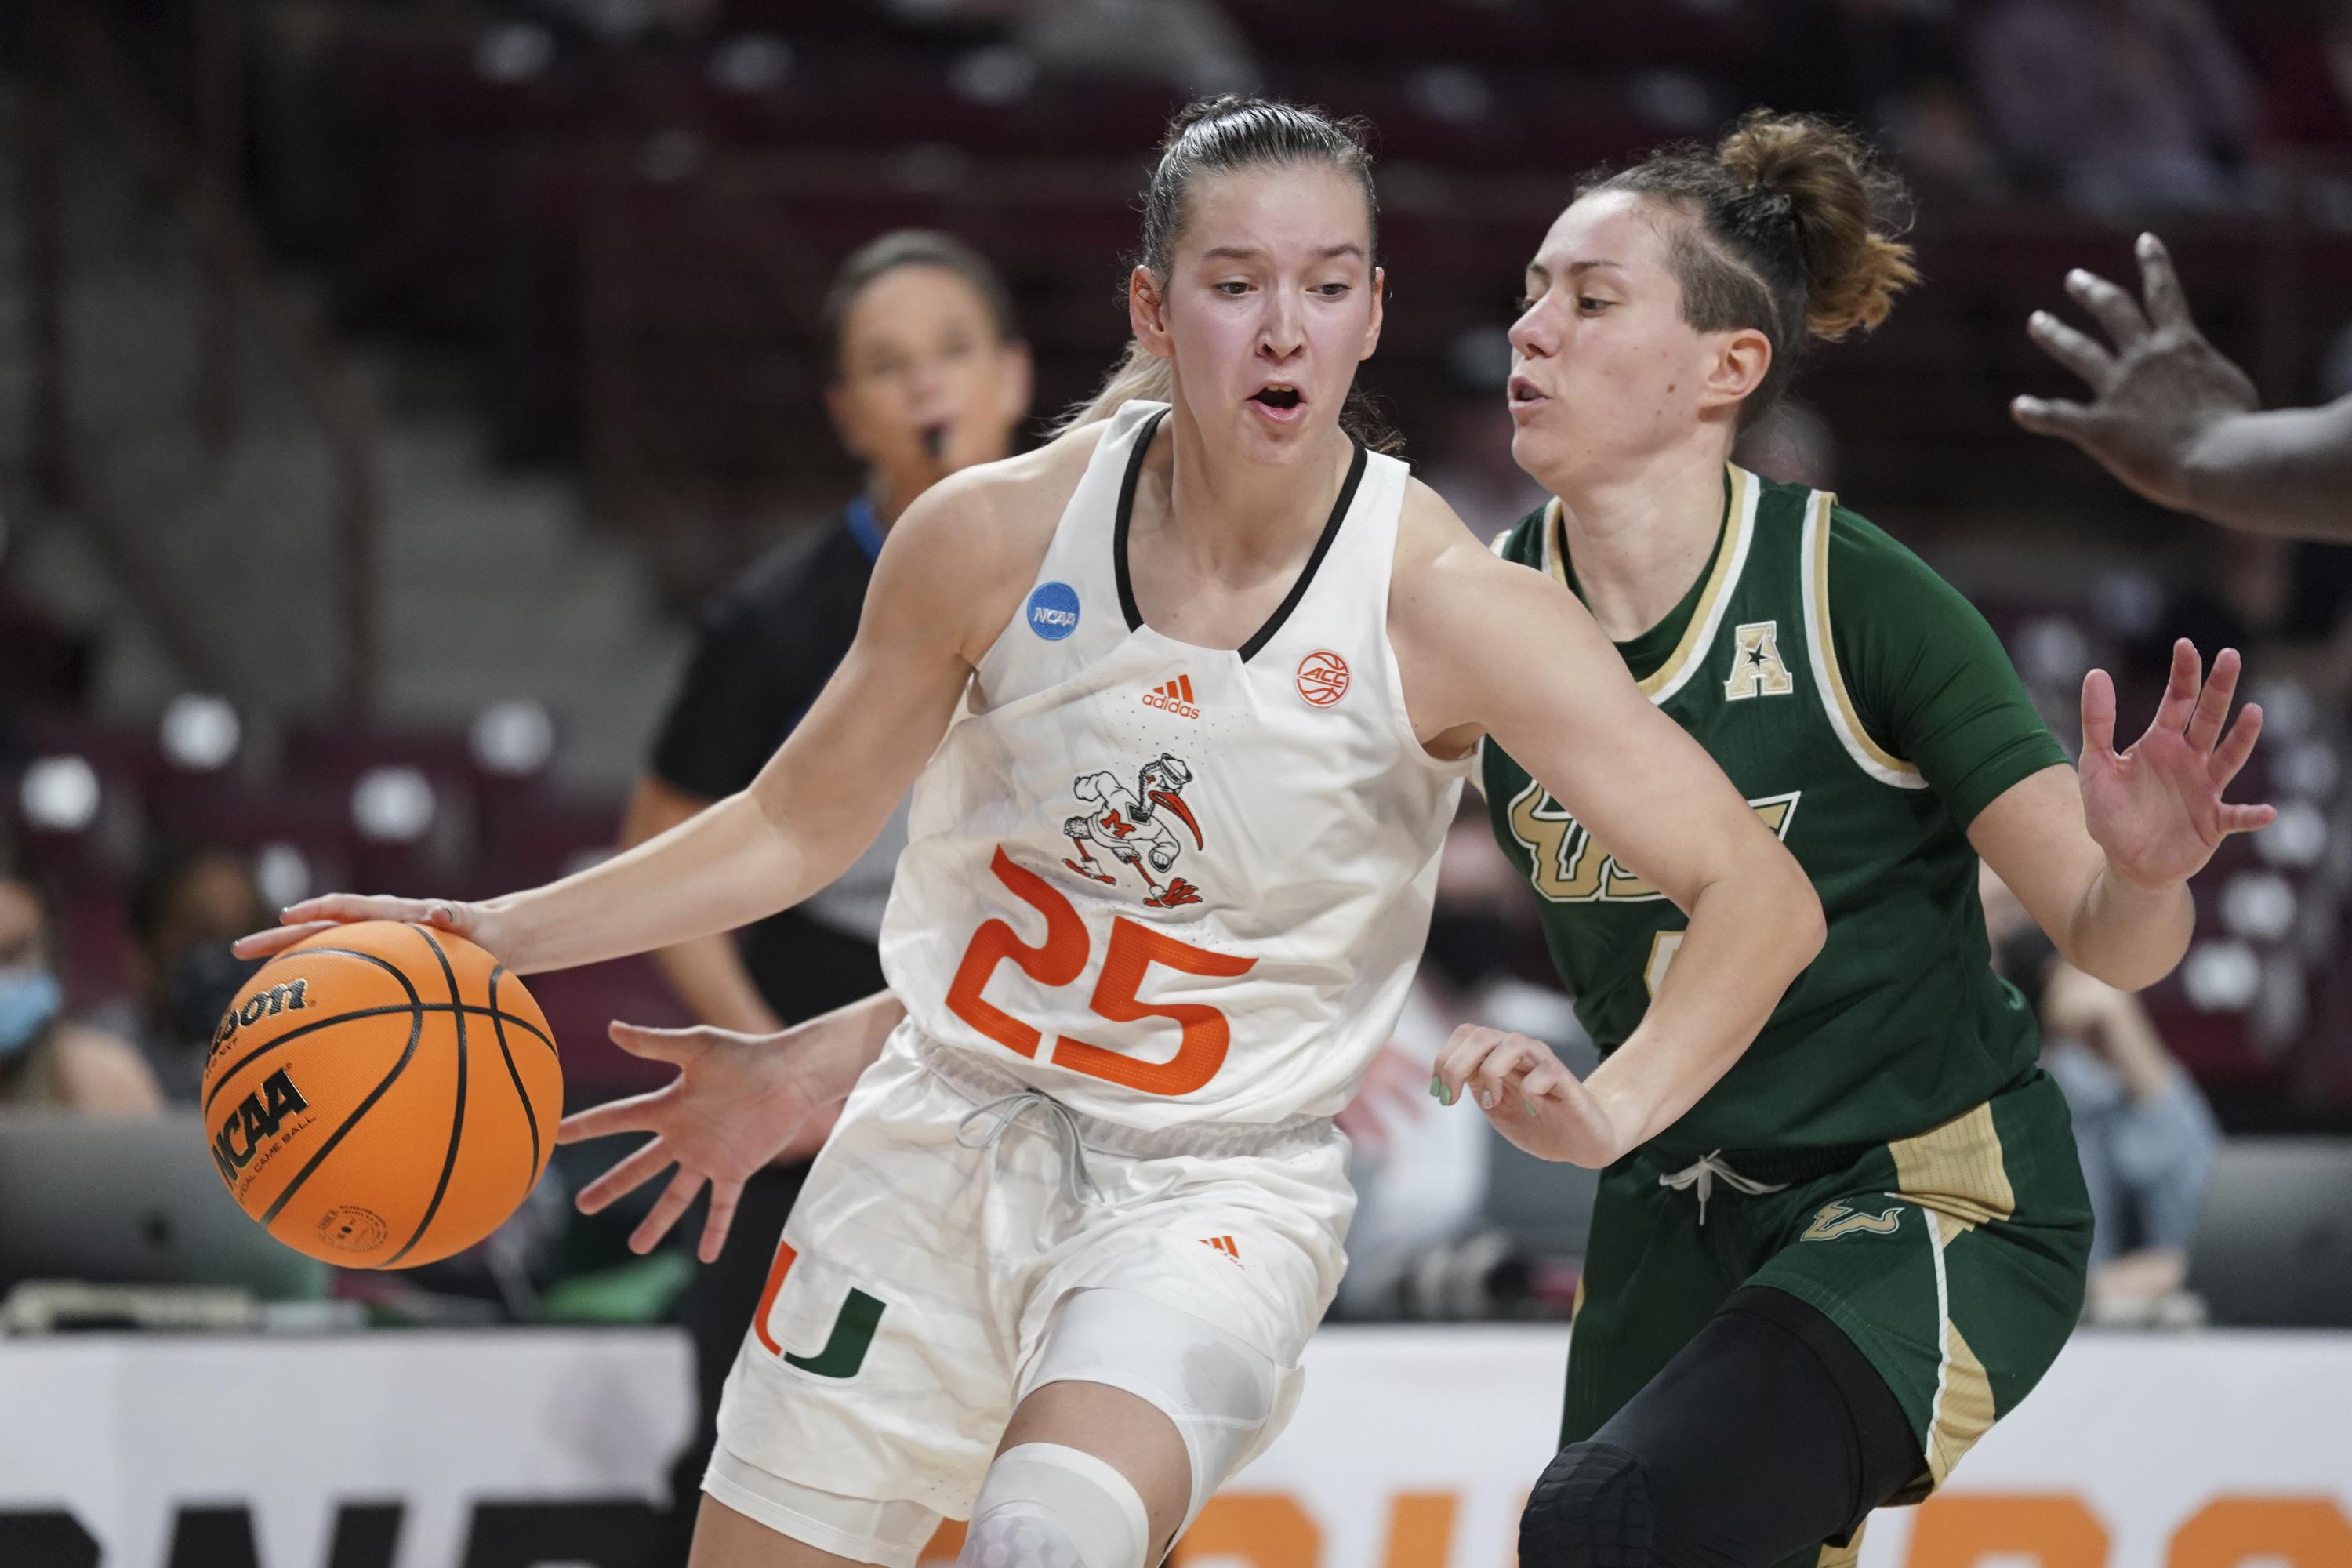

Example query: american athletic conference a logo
[1026,581,1080,641]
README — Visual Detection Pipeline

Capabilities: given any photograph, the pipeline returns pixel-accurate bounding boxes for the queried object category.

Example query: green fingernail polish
[1524,1099,1540,1116]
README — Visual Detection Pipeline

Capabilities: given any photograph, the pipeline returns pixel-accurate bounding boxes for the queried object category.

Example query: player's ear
[1359,265,1386,362]
[1130,267,1174,361]
[1698,326,1771,412]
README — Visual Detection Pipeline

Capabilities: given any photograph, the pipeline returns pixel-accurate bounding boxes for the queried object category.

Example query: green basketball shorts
[1561,1069,2093,1566]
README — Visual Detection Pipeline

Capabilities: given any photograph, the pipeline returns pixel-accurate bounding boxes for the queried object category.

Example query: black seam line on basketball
[201,947,426,1114]
[201,1002,550,1116]
[259,1000,424,1229]
[487,967,543,1195]
[1236,438,1367,663]
[385,925,468,1268]
[1111,407,1167,634]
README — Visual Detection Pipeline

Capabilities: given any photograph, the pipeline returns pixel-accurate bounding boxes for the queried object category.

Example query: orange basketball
[200,920,563,1269]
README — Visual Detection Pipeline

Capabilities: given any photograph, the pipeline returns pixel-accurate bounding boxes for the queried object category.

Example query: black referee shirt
[648,500,895,1021]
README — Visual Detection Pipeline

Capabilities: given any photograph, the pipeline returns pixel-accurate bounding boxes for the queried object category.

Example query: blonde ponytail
[1051,342,1174,437]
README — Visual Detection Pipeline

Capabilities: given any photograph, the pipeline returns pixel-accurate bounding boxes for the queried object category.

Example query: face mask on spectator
[0,968,63,1058]
[169,942,263,1048]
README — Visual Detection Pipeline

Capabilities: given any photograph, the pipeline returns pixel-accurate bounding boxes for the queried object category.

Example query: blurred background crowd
[3,0,2350,1363]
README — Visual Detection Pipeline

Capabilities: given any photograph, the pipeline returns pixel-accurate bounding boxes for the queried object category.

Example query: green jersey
[1482,465,2069,1153]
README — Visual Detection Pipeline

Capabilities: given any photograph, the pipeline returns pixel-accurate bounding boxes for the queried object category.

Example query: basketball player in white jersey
[238,98,1826,1568]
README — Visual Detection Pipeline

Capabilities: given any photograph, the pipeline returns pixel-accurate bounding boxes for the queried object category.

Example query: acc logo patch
[1026,581,1080,641]
[1296,649,1349,707]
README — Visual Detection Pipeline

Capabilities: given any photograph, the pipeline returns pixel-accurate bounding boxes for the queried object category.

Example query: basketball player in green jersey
[1432,112,2277,1568]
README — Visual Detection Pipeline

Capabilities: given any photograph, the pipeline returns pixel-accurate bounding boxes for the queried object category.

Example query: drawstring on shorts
[956,1091,1102,1206]
[1657,1149,1788,1225]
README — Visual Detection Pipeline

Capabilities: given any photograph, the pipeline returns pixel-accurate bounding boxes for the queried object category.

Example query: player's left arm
[1969,640,2272,991]
[1396,491,1825,1167]
[1825,510,2273,990]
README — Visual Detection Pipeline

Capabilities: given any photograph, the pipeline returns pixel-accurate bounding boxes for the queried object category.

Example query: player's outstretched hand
[1432,1024,1622,1168]
[2011,233,2259,514]
[556,1018,859,1262]
[230,895,499,963]
[2080,639,2275,891]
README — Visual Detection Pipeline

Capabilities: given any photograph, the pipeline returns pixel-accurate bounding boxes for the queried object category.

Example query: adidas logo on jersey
[1200,1234,1243,1265]
[1142,675,1200,719]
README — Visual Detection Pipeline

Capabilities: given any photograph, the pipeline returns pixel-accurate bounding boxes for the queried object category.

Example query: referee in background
[621,230,1032,1556]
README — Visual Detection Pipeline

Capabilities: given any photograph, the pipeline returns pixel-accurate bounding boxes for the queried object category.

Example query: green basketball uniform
[1483,467,2093,1566]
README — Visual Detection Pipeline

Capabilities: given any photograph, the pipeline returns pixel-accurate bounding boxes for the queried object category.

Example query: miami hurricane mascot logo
[1061,753,1206,908]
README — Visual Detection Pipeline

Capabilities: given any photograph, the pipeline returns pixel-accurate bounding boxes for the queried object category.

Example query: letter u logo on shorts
[751,1242,887,1379]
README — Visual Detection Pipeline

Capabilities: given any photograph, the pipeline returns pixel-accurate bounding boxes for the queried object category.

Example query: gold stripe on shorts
[1889,1101,2016,1236]
[1928,1296,1999,1484]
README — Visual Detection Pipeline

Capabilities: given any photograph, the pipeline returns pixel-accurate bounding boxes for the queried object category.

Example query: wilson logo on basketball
[209,977,312,1056]
[210,1068,310,1184]
[1296,649,1349,707]
[1142,673,1200,719]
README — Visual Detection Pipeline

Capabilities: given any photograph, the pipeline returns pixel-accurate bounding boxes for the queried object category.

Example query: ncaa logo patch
[1026,581,1080,641]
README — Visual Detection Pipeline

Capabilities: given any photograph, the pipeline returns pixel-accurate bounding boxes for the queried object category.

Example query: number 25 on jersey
[946,848,1256,1097]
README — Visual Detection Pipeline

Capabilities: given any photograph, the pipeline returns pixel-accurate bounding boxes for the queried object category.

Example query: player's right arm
[234,441,1083,975]
[2013,232,2352,542]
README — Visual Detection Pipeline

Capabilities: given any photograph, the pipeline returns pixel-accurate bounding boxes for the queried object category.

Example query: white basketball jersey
[878,401,1468,1130]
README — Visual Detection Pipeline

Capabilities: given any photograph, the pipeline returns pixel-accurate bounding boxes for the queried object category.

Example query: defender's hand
[2081,640,2274,891]
[555,1018,858,1262]
[232,895,502,963]
[1433,1025,1624,1168]
[2012,234,2259,514]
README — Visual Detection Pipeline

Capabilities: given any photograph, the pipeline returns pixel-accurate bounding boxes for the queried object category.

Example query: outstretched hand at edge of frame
[2011,233,2260,515]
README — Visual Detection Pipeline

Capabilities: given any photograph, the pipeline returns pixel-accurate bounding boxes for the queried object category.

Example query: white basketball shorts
[707,1020,1353,1551]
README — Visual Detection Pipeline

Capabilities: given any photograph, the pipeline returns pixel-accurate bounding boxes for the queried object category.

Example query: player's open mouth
[920,423,949,460]
[1249,384,1305,423]
[1508,375,1548,419]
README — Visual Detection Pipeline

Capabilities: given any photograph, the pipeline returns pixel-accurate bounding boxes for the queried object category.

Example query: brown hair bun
[1715,110,1918,342]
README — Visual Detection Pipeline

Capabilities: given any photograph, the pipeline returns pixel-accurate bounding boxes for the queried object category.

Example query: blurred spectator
[1984,868,2219,1321]
[0,850,164,1115]
[90,844,268,1106]
[1968,0,2256,216]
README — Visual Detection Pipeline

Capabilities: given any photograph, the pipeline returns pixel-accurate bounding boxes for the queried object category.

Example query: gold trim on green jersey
[1543,466,1760,704]
[1801,488,1927,789]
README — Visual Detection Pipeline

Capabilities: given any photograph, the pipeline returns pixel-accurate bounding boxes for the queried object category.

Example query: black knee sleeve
[1519,1441,1658,1567]
[1527,1286,1926,1568]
